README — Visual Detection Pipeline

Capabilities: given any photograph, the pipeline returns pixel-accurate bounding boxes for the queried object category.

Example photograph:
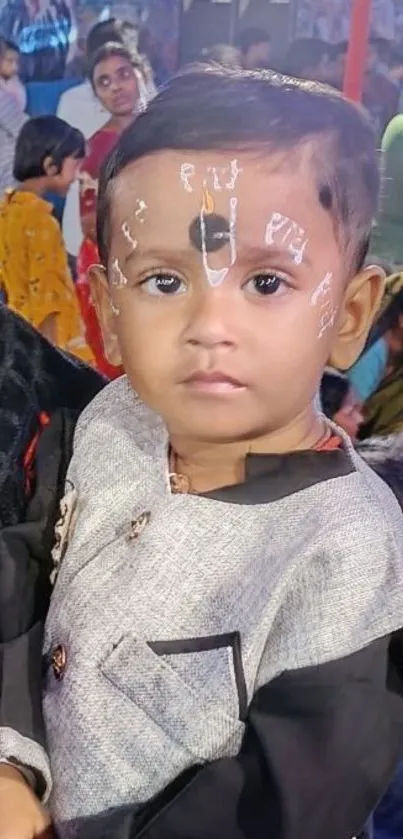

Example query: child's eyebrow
[122,246,193,269]
[121,244,313,270]
[238,244,313,268]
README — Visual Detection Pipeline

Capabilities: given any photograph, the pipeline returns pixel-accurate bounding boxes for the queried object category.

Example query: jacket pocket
[100,633,246,762]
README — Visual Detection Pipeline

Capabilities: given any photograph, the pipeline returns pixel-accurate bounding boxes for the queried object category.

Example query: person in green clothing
[372,114,403,266]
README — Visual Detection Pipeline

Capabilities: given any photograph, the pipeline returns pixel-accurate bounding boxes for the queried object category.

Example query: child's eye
[245,272,289,297]
[141,273,187,296]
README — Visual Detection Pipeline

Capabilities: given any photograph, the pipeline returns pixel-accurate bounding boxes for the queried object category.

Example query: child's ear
[329,265,385,371]
[43,155,58,177]
[88,264,122,367]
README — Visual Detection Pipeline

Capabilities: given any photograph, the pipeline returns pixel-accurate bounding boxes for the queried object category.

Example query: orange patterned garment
[0,189,92,363]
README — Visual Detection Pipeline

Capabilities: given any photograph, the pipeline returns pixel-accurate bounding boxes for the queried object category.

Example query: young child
[2,67,403,839]
[0,38,26,111]
[0,115,92,363]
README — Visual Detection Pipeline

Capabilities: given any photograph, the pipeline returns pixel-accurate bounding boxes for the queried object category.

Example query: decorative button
[169,471,191,494]
[129,511,151,540]
[52,645,67,681]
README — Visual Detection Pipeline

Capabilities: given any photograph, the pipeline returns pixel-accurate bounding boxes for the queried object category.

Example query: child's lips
[183,371,247,394]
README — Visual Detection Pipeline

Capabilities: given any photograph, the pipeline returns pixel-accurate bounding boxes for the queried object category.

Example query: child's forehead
[109,149,331,251]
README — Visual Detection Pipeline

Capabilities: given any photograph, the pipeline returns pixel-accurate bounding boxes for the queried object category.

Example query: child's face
[1,48,19,79]
[93,149,383,445]
[51,155,81,195]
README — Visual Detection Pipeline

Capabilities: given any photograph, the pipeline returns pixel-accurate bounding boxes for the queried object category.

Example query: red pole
[343,0,372,102]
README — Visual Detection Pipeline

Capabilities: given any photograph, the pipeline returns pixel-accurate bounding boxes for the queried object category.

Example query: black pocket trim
[148,631,248,721]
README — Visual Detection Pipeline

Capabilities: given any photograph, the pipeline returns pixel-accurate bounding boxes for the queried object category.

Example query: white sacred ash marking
[207,160,243,192]
[180,159,242,194]
[317,300,338,339]
[135,199,147,223]
[111,257,128,288]
[310,271,333,306]
[121,221,138,250]
[200,196,238,287]
[265,212,308,265]
[180,162,196,193]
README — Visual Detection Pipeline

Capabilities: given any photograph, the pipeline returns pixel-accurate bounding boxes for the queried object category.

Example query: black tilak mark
[189,213,230,254]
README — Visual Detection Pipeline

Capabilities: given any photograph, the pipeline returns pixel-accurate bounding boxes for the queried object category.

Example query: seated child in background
[0,115,93,363]
[320,368,364,439]
[2,67,403,839]
[0,38,26,111]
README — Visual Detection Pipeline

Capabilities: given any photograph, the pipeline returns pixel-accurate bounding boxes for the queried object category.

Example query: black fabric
[0,309,104,753]
[0,306,104,530]
[0,410,79,751]
[70,636,403,839]
[205,447,354,504]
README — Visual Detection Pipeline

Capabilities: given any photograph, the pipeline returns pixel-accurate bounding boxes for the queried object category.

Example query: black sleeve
[0,410,76,749]
[73,635,403,839]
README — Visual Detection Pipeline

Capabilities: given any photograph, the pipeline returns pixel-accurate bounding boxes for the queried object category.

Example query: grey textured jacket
[3,375,403,838]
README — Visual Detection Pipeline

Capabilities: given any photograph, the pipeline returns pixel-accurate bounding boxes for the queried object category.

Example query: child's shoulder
[73,376,165,453]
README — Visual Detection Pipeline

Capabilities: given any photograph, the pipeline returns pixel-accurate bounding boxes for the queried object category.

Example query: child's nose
[185,289,237,349]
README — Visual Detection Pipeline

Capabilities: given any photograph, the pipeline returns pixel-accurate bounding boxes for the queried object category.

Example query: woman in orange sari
[77,43,143,377]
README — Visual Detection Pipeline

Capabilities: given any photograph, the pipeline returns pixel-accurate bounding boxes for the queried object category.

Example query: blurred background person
[76,42,141,377]
[282,37,330,80]
[57,17,149,277]
[236,26,272,70]
[0,84,27,198]
[199,43,241,70]
[0,38,26,111]
[0,116,92,361]
[320,369,364,441]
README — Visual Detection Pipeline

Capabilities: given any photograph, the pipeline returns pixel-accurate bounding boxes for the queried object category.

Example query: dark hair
[200,44,241,69]
[282,38,329,78]
[86,18,118,57]
[13,116,85,181]
[331,40,348,60]
[237,27,271,56]
[320,371,349,418]
[88,42,139,87]
[97,66,379,272]
[0,38,19,56]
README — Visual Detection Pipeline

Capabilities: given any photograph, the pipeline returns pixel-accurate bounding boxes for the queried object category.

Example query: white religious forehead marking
[180,162,195,193]
[207,159,243,191]
[135,199,147,222]
[111,257,128,287]
[317,299,338,340]
[200,195,238,288]
[180,159,242,194]
[121,221,137,250]
[264,212,308,266]
[310,272,333,307]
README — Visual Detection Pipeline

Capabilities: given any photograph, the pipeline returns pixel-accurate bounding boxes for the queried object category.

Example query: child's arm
[74,634,403,839]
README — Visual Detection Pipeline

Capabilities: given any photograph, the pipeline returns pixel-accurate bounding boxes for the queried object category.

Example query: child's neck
[18,177,49,197]
[170,409,328,494]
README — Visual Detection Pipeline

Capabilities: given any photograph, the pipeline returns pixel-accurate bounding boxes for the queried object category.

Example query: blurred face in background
[243,39,271,70]
[0,47,19,79]
[93,54,140,117]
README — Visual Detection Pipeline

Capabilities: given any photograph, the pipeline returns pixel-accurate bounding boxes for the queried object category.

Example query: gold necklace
[168,447,192,494]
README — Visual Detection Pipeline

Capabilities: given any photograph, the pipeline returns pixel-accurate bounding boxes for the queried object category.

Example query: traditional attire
[0,189,92,362]
[4,376,402,839]
[77,127,124,378]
